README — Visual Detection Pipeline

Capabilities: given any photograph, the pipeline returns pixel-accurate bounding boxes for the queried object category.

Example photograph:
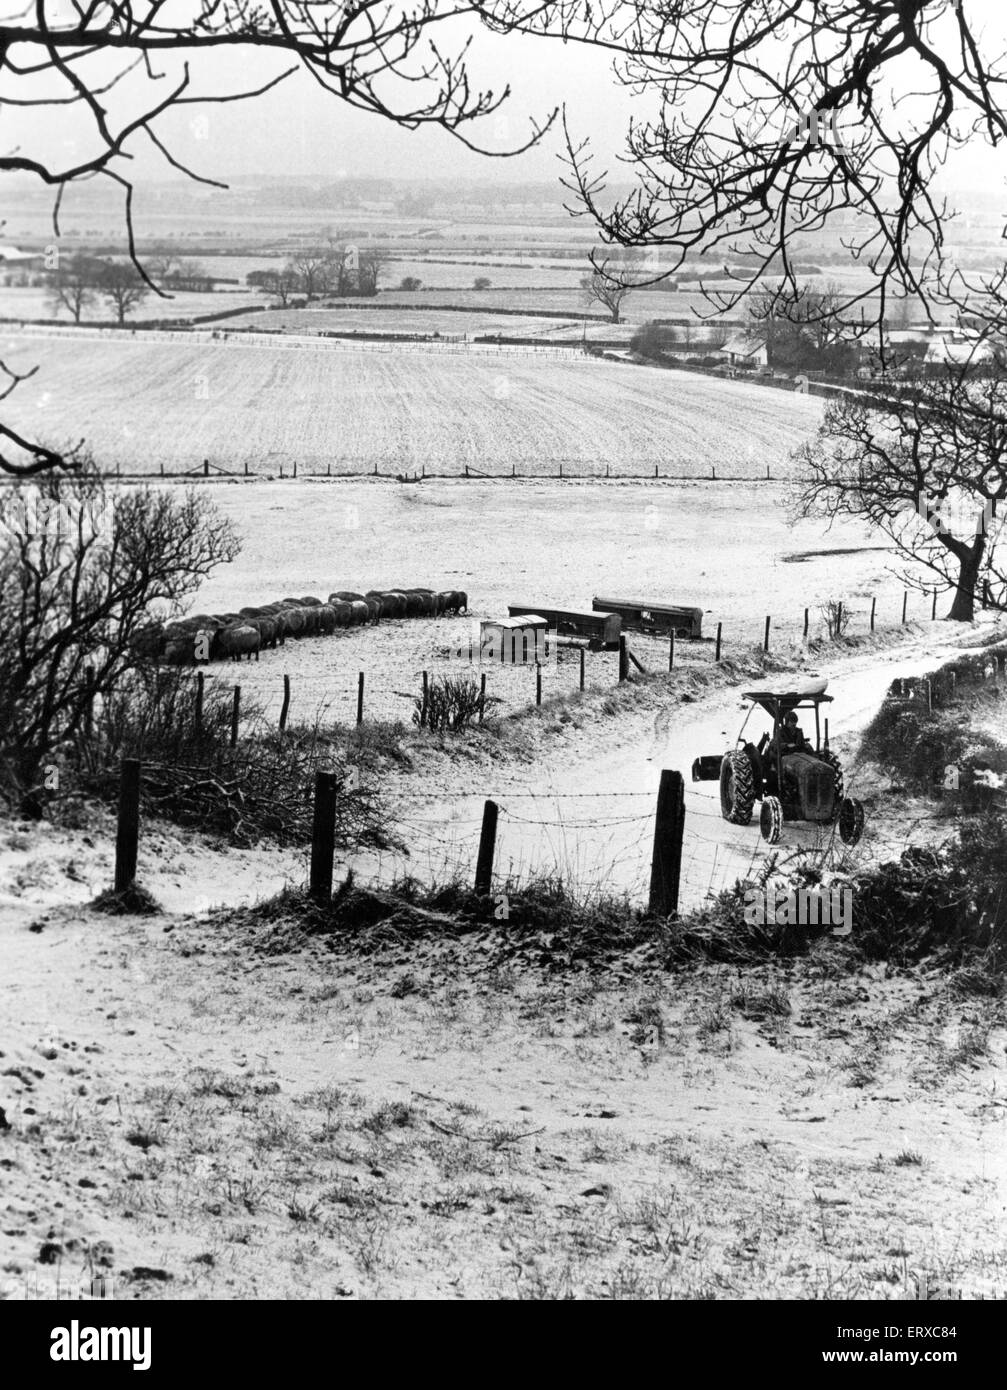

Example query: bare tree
[147,253,183,286]
[793,350,1007,622]
[45,254,99,323]
[97,263,150,325]
[358,249,389,296]
[748,281,852,370]
[290,250,333,302]
[502,1,1007,335]
[0,469,240,812]
[582,260,637,323]
[0,3,553,474]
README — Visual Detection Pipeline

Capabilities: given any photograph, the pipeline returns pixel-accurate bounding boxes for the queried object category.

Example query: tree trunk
[947,538,984,621]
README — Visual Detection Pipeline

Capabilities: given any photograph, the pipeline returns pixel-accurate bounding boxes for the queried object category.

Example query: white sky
[3,4,1007,197]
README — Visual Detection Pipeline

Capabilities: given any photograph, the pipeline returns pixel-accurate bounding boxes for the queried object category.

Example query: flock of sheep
[136,587,470,664]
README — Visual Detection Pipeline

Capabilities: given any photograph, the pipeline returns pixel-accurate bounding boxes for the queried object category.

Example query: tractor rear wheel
[760,795,783,844]
[838,797,865,845]
[820,749,845,806]
[720,750,755,825]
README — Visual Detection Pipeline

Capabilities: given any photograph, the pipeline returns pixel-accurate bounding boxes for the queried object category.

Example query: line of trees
[248,241,389,305]
[45,255,211,325]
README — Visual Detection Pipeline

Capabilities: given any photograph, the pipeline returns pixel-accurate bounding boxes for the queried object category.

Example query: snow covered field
[2,330,821,477]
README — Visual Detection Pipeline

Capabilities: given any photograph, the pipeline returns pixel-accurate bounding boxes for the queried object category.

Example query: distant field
[0,286,269,324]
[236,306,637,341]
[3,331,822,476]
[384,258,585,290]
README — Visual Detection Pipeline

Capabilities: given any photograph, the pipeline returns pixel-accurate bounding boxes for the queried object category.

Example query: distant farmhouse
[0,244,45,269]
[718,334,770,369]
[0,244,46,285]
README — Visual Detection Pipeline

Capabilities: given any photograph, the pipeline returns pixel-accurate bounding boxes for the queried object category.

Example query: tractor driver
[764,711,808,766]
[780,711,809,753]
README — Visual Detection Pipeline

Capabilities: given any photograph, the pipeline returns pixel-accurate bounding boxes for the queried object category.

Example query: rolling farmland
[3,330,823,476]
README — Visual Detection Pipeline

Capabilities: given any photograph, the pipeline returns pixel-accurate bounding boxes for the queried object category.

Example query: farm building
[0,245,45,268]
[717,335,769,369]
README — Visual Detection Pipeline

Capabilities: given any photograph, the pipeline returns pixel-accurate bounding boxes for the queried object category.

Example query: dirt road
[354,624,995,909]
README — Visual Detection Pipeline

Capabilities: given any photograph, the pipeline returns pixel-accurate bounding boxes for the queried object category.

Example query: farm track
[349,624,997,911]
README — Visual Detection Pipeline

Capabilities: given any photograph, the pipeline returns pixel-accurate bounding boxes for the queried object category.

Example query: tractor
[692,681,865,845]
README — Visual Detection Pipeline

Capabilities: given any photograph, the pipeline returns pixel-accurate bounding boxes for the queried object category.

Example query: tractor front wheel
[760,796,783,844]
[720,750,755,824]
[838,797,865,845]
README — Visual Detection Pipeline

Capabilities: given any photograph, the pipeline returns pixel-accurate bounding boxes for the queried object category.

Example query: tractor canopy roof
[743,687,834,717]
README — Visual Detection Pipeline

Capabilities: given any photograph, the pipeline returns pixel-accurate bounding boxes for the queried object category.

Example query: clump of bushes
[413,675,496,732]
[850,813,1007,971]
[860,647,1007,801]
[75,668,391,850]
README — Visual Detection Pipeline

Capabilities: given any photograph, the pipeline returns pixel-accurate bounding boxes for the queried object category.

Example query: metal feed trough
[592,596,703,639]
[507,604,621,650]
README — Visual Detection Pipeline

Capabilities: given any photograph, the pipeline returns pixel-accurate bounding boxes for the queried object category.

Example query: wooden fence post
[114,758,142,893]
[764,615,771,653]
[870,596,876,632]
[230,686,241,747]
[421,670,429,727]
[803,607,809,640]
[479,673,486,722]
[278,674,290,733]
[293,462,298,479]
[836,600,843,637]
[195,670,205,735]
[932,588,938,620]
[536,661,542,705]
[668,631,675,672]
[648,769,684,917]
[715,622,723,662]
[309,771,337,904]
[356,672,365,725]
[824,718,830,750]
[902,591,908,624]
[474,799,499,895]
[579,647,586,691]
[618,635,629,682]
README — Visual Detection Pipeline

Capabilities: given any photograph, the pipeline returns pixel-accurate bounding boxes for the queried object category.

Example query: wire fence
[131,578,982,739]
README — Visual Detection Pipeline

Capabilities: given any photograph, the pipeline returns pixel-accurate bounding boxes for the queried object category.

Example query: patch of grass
[893,1150,924,1167]
[945,1022,991,1069]
[729,981,792,1019]
[360,1100,414,1135]
[625,994,666,1048]
[91,882,161,915]
[695,1000,734,1051]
